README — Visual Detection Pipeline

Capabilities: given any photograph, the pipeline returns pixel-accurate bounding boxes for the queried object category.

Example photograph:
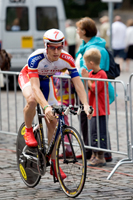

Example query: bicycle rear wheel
[16,122,41,187]
[56,126,86,198]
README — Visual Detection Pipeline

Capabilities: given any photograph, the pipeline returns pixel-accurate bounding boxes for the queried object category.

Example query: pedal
[37,151,46,176]
[19,154,26,164]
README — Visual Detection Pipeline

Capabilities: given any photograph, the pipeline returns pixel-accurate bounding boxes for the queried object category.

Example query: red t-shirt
[88,69,110,116]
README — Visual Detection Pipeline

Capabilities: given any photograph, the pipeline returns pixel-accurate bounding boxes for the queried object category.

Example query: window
[36,7,59,30]
[6,7,29,31]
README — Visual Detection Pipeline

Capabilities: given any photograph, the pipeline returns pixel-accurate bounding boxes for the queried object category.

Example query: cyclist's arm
[72,76,93,119]
[30,77,54,122]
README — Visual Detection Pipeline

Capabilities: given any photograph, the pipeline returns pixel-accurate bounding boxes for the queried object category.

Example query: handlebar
[52,105,93,116]
[88,106,93,114]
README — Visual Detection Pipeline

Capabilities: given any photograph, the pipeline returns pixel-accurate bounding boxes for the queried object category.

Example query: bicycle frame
[36,104,68,166]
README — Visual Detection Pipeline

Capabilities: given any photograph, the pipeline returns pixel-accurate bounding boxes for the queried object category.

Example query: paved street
[0,132,133,200]
[0,62,133,199]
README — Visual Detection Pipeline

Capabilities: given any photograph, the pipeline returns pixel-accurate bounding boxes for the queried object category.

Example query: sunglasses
[47,45,63,51]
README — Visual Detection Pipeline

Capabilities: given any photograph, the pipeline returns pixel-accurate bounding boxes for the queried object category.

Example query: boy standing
[82,48,110,167]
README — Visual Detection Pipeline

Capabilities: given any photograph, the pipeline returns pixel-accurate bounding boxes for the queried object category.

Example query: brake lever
[64,107,70,115]
[88,106,94,114]
[52,108,55,116]
[77,107,82,115]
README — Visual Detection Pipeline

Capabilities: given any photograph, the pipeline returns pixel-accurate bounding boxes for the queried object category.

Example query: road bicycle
[16,104,93,198]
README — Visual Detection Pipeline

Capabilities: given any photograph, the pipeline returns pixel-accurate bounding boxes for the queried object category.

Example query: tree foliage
[63,0,133,19]
[63,0,107,19]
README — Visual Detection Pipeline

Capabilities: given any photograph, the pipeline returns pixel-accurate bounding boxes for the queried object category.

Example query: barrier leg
[107,158,133,180]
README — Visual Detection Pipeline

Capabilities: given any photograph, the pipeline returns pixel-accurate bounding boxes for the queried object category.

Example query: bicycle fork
[61,125,78,164]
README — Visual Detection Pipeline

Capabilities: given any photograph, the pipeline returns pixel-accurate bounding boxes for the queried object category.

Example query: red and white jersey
[18,48,79,105]
[25,48,79,79]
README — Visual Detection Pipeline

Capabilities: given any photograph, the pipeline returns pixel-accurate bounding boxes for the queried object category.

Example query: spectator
[125,19,133,72]
[99,16,110,49]
[75,17,114,161]
[82,48,110,167]
[11,18,20,31]
[65,19,77,59]
[53,70,75,157]
[112,15,127,71]
[0,49,12,71]
[0,49,12,88]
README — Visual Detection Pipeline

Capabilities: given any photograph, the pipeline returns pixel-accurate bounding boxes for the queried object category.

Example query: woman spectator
[75,17,114,161]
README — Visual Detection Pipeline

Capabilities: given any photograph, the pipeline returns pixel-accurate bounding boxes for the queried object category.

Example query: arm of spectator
[81,68,92,90]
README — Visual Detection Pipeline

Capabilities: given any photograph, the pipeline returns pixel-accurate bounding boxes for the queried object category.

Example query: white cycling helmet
[43,29,65,45]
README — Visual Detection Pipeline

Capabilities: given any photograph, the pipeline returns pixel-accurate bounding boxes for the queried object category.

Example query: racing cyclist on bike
[18,28,93,180]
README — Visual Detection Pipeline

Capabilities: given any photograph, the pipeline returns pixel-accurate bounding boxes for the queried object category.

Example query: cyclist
[18,28,93,180]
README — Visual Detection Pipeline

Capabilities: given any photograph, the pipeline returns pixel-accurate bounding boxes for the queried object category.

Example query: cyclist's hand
[44,106,55,123]
[84,104,94,120]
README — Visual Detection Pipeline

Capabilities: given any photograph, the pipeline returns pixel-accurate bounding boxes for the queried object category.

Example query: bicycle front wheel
[16,122,41,187]
[56,126,87,198]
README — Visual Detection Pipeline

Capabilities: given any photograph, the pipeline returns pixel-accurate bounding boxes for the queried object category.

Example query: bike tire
[16,122,41,188]
[56,126,87,198]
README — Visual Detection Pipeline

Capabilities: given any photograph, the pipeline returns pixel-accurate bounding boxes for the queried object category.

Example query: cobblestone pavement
[0,133,133,200]
[1,63,133,199]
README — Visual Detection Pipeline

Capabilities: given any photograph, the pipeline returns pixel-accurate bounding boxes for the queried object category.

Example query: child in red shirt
[82,48,110,167]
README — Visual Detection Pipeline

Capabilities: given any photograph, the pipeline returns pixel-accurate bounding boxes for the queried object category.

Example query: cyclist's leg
[42,77,66,179]
[45,119,67,180]
[45,118,57,159]
[22,86,38,146]
[40,77,58,159]
[61,115,72,155]
[41,76,59,159]
[18,69,37,147]
[18,65,37,128]
[23,85,37,128]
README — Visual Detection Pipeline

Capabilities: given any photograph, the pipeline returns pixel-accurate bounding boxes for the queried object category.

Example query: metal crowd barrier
[0,71,131,179]
[107,73,133,179]
[80,76,130,180]
[0,71,24,135]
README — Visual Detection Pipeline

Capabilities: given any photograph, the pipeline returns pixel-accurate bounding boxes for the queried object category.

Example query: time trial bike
[16,104,93,198]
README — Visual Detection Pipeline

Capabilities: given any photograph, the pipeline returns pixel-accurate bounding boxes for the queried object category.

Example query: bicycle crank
[37,150,46,176]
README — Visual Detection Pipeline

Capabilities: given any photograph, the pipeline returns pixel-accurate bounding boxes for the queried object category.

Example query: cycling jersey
[18,48,79,105]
